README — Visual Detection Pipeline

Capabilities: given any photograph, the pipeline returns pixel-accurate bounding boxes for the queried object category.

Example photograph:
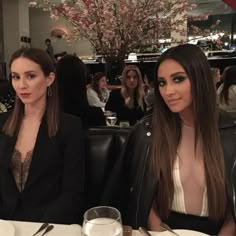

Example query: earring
[47,86,52,97]
[15,94,19,100]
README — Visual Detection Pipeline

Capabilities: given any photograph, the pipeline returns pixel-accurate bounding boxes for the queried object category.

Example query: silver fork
[32,223,49,236]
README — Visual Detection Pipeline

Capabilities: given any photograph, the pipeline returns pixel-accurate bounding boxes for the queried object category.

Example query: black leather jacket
[101,113,236,230]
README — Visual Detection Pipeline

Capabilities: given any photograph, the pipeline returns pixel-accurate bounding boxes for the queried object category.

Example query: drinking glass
[82,206,123,236]
[104,112,117,126]
[119,121,130,128]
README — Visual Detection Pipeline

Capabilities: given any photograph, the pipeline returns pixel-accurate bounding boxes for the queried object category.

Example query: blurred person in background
[56,55,106,127]
[211,67,221,88]
[217,65,236,118]
[105,65,146,125]
[87,72,110,111]
[45,38,56,64]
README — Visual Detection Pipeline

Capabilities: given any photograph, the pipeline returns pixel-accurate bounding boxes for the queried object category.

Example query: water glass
[82,206,123,236]
[104,111,117,126]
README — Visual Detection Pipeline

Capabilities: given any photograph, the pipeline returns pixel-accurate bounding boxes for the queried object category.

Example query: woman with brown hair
[217,65,236,118]
[87,72,110,110]
[0,48,84,224]
[102,44,236,235]
[105,65,145,125]
[210,67,221,87]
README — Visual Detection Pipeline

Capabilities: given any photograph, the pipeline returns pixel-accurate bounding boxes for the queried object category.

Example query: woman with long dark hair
[217,65,236,118]
[56,55,106,127]
[87,72,110,110]
[0,48,84,224]
[102,44,236,235]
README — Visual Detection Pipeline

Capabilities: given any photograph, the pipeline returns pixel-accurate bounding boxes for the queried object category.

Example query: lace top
[11,148,33,192]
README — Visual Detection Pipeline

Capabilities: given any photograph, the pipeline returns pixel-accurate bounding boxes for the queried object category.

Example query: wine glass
[82,206,123,236]
[104,112,117,126]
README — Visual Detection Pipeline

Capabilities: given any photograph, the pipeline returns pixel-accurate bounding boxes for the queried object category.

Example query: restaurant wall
[2,0,20,69]
[29,8,93,58]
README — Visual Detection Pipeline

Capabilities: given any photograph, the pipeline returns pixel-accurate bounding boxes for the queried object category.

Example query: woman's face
[125,70,138,90]
[98,76,107,89]
[215,70,221,82]
[157,59,192,115]
[11,57,54,107]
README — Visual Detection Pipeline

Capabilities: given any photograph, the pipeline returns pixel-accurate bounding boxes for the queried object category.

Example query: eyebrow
[158,71,186,79]
[11,70,36,74]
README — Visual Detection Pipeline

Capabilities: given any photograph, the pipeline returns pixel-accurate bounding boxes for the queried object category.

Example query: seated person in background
[102,44,236,235]
[210,67,221,88]
[87,72,110,110]
[56,55,106,127]
[0,48,85,224]
[217,66,236,118]
[105,65,146,126]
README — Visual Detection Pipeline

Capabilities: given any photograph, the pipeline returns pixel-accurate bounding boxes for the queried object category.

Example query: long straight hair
[121,65,145,110]
[3,48,60,138]
[152,44,226,220]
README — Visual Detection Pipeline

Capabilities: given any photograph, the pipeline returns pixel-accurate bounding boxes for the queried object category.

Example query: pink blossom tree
[29,0,221,61]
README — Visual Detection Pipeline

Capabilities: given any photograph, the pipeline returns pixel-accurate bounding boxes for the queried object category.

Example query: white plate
[0,220,15,236]
[152,229,209,236]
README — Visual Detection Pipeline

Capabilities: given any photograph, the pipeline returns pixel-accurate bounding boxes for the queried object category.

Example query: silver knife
[41,225,54,236]
[160,222,180,236]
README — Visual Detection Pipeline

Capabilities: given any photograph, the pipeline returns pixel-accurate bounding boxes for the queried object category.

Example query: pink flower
[30,0,220,60]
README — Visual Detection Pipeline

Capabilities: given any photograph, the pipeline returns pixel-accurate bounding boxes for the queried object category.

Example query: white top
[87,87,110,108]
[171,156,208,216]
[171,124,208,216]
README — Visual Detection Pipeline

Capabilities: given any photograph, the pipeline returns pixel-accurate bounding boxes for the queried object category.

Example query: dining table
[6,220,157,236]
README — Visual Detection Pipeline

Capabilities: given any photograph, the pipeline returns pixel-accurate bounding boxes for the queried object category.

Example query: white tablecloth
[9,221,82,236]
[6,221,208,236]
[8,220,156,236]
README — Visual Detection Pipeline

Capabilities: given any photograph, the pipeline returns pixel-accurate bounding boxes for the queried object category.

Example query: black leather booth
[85,127,131,210]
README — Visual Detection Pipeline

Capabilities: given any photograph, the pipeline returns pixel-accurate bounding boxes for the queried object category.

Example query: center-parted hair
[152,44,225,220]
[3,47,59,138]
[90,72,106,102]
[121,65,145,110]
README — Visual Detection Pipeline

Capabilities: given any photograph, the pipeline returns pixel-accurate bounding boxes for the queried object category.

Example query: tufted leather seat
[84,127,131,210]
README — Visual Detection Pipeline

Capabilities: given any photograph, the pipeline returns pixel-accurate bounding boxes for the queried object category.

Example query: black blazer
[0,112,84,224]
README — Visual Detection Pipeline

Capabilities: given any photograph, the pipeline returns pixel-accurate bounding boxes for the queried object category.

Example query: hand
[125,97,131,105]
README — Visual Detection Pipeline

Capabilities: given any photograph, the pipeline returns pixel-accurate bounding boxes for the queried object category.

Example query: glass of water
[105,112,117,126]
[82,206,123,236]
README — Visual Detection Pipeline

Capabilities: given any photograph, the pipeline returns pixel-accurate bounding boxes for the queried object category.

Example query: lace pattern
[11,148,33,192]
